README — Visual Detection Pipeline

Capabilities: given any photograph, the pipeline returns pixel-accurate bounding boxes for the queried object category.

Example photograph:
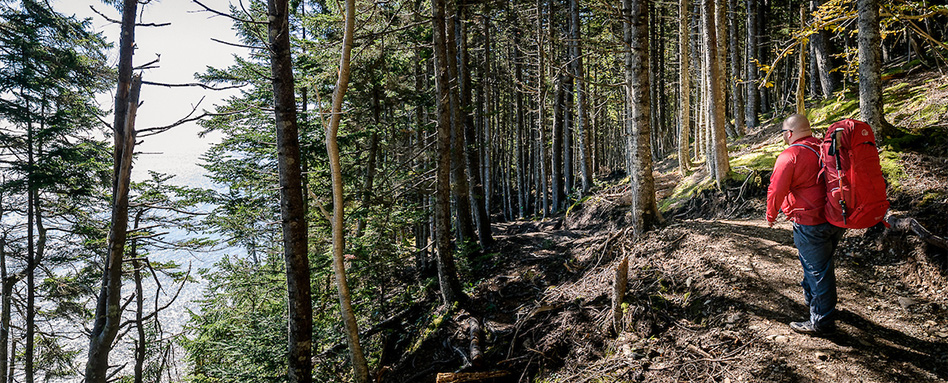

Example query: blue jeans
[792,222,846,331]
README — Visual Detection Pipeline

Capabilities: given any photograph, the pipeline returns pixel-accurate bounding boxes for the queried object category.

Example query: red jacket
[766,136,827,225]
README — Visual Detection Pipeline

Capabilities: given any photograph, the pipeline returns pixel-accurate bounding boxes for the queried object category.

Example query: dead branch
[886,216,948,250]
[89,6,170,27]
[142,80,246,91]
[191,0,266,25]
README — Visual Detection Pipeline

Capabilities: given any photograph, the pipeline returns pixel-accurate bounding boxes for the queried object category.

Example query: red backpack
[820,119,890,229]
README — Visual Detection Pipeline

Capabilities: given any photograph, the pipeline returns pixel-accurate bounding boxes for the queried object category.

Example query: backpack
[820,119,890,229]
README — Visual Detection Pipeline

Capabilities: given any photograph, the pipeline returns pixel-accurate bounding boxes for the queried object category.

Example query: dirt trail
[470,209,948,383]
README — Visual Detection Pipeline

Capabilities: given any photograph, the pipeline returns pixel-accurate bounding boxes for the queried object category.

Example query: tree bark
[84,1,140,374]
[857,0,894,137]
[678,0,692,175]
[266,0,317,381]
[810,0,839,98]
[457,4,494,249]
[324,0,369,380]
[444,3,478,247]
[432,0,468,305]
[797,7,807,115]
[570,0,593,194]
[86,73,140,383]
[744,0,758,129]
[551,75,566,211]
[624,0,664,235]
[537,0,549,218]
[702,0,730,188]
[728,0,745,136]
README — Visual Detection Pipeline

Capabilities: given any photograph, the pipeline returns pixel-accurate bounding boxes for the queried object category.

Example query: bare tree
[85,0,139,380]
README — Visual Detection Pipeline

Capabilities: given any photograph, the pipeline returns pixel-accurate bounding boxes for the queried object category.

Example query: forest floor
[382,72,948,383]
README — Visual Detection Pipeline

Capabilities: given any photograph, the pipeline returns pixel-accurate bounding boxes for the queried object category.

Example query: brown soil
[382,80,948,383]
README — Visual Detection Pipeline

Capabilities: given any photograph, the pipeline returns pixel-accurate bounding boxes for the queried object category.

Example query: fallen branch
[435,371,510,383]
[886,216,948,250]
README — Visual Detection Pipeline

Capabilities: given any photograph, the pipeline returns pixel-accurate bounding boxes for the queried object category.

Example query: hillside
[377,71,948,383]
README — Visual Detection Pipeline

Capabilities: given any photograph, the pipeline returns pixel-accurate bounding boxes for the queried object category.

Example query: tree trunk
[796,7,806,115]
[444,3,478,247]
[570,0,593,194]
[551,75,566,210]
[702,0,730,188]
[857,0,894,137]
[714,0,731,138]
[0,229,9,383]
[131,213,145,383]
[810,0,839,98]
[266,0,317,381]
[481,13,494,219]
[564,76,574,196]
[624,0,663,235]
[678,0,692,175]
[325,0,369,380]
[728,0,745,135]
[457,4,494,249]
[537,0,549,218]
[84,0,140,370]
[744,0,758,129]
[432,0,468,305]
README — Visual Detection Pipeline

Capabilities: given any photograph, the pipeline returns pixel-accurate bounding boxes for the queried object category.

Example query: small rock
[816,352,829,361]
[749,325,762,331]
[767,334,778,340]
[774,335,789,343]
[898,297,917,309]
[686,277,693,289]
[924,320,937,328]
[726,313,741,324]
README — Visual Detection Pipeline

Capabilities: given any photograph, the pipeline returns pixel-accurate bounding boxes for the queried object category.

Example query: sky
[51,0,247,187]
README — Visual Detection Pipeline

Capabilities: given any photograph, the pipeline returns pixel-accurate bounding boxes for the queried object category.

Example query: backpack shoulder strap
[789,143,820,158]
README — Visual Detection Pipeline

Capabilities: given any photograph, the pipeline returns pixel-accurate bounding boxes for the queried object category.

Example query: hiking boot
[790,321,835,336]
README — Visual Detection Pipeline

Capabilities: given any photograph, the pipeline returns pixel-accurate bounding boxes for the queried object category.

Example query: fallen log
[612,256,629,334]
[886,216,948,251]
[468,317,483,367]
[435,371,510,383]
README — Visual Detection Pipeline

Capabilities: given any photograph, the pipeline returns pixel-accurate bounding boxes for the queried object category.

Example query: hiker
[766,114,846,335]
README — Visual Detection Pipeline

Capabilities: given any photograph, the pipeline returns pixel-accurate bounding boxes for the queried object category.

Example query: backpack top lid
[826,119,876,149]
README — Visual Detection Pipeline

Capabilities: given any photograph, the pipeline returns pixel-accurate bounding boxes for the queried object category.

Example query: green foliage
[182,255,289,383]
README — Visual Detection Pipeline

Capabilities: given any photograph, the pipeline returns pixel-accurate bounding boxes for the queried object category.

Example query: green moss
[878,150,904,192]
[919,191,945,208]
[808,96,859,127]
[659,175,715,212]
[730,142,783,173]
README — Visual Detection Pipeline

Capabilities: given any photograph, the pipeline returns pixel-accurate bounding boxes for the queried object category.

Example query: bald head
[783,114,812,135]
[782,114,812,144]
